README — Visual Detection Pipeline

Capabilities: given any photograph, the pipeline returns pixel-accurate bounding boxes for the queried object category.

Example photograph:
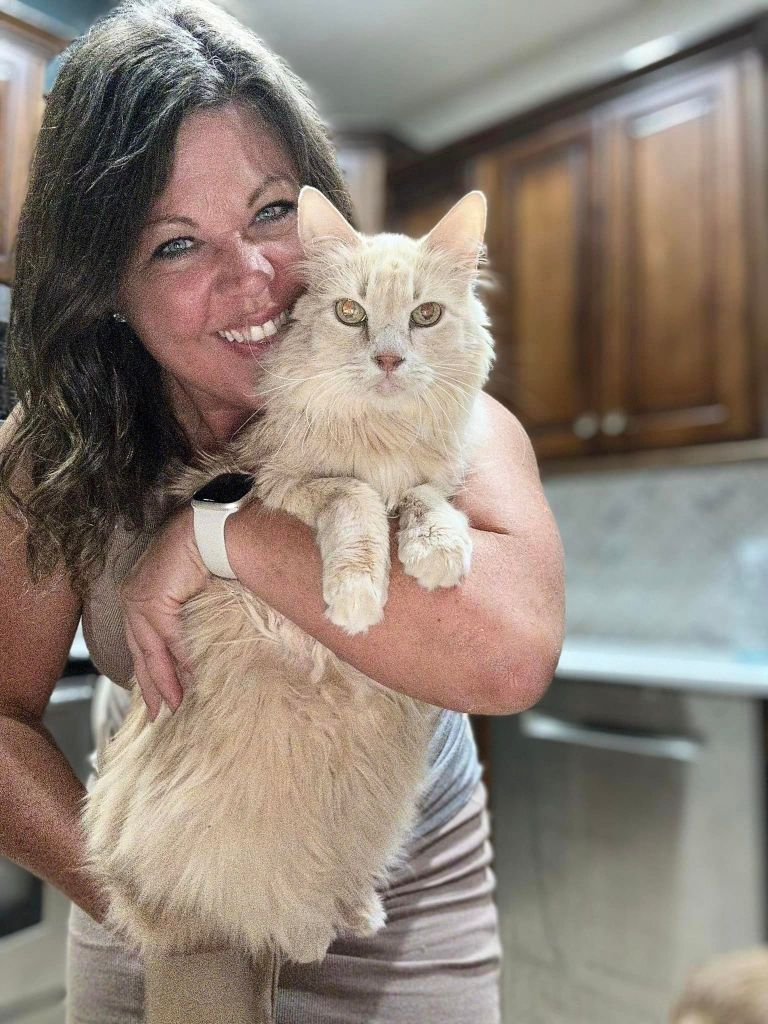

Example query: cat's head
[255,186,495,418]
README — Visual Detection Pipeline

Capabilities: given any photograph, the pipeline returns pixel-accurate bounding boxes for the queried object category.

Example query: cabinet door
[473,120,600,459]
[0,17,69,284]
[489,681,764,1024]
[599,59,756,451]
[388,191,465,239]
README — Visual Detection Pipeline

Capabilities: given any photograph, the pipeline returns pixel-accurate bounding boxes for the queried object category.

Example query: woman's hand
[118,506,210,720]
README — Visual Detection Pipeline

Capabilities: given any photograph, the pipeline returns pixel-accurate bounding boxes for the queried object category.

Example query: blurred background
[0,0,767,1021]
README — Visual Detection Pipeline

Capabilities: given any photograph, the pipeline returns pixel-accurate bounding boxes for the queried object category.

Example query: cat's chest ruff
[266,416,460,509]
[309,423,456,503]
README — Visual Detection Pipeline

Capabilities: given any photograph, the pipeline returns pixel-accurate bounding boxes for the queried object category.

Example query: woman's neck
[165,372,253,453]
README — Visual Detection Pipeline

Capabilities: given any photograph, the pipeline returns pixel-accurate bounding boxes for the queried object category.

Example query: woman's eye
[411,302,443,327]
[151,200,296,260]
[155,237,194,260]
[335,298,367,325]
[255,201,295,223]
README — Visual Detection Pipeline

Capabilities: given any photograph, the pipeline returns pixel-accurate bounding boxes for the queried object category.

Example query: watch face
[193,472,254,504]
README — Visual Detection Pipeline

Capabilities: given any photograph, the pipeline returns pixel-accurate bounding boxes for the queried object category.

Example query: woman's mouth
[216,308,290,344]
[215,308,291,357]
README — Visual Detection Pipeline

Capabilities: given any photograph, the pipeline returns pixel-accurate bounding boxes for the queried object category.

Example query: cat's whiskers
[427,383,466,456]
[252,367,341,401]
[432,374,474,409]
[418,387,453,461]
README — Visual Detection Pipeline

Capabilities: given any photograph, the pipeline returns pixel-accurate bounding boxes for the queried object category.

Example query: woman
[0,0,565,1020]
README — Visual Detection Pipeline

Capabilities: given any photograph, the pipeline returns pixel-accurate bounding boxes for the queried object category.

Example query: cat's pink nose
[375,351,405,373]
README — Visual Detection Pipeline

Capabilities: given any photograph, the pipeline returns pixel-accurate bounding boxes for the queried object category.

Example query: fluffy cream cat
[79,186,495,975]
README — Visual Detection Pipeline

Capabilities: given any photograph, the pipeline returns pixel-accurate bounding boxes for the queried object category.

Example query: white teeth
[218,309,290,344]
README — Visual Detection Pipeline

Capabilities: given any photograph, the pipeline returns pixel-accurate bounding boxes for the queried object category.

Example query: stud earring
[111,311,127,323]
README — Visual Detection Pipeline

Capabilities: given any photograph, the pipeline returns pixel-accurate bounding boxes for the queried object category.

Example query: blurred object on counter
[670,947,768,1024]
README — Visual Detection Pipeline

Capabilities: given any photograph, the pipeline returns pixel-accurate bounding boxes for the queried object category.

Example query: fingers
[124,618,163,720]
[124,617,183,721]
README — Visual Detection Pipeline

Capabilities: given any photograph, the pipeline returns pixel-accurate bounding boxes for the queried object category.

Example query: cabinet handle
[519,710,700,762]
[572,412,599,439]
[601,409,628,436]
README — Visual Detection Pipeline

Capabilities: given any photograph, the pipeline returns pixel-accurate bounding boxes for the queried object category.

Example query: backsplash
[543,459,768,652]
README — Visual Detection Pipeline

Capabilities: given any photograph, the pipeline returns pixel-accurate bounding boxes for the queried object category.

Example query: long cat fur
[78,186,495,968]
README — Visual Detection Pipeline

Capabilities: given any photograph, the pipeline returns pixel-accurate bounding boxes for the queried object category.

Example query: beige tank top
[80,486,175,689]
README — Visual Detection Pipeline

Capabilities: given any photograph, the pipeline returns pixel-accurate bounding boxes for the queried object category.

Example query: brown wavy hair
[0,0,355,601]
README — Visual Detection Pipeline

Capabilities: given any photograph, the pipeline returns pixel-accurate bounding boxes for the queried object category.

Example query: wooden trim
[739,49,768,437]
[539,437,768,477]
[0,3,73,53]
[389,14,768,208]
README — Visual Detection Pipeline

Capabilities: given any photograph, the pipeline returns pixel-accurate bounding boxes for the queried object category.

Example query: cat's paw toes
[337,893,387,937]
[323,573,387,634]
[398,529,472,590]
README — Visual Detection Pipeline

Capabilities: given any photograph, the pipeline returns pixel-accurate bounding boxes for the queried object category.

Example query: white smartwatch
[191,472,255,579]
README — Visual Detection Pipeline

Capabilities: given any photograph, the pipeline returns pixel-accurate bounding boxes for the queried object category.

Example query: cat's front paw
[398,524,472,590]
[336,892,387,938]
[323,571,388,635]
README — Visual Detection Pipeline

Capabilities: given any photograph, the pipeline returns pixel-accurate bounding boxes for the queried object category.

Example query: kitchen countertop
[556,636,768,697]
[68,623,768,698]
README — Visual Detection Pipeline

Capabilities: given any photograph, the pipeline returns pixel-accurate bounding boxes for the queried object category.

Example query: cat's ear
[421,191,487,267]
[297,185,362,249]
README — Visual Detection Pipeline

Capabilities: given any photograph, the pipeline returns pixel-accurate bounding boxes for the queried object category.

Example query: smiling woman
[0,0,564,1021]
[116,104,307,440]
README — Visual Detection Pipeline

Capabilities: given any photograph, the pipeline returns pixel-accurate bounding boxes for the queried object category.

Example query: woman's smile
[116,105,305,440]
[215,308,292,358]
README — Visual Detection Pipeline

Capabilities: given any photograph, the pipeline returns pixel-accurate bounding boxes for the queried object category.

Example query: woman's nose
[219,236,276,289]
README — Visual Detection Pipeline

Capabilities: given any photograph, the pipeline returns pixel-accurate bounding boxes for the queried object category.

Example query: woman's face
[117,103,304,442]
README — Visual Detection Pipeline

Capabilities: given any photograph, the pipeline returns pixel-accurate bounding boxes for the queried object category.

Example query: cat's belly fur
[82,577,439,963]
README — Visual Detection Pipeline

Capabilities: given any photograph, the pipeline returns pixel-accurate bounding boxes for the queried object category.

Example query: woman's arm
[120,394,565,719]
[224,393,564,716]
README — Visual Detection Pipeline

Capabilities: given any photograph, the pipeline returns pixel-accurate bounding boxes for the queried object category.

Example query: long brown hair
[0,0,355,600]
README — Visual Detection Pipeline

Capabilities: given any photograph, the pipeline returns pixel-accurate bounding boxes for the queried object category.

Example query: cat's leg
[397,484,472,590]
[256,473,391,634]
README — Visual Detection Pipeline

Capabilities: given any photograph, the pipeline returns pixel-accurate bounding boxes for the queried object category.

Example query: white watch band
[192,504,239,579]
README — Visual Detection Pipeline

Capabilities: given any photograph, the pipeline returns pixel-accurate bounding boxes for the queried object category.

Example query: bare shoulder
[478,391,540,476]
[0,404,82,721]
[454,392,548,534]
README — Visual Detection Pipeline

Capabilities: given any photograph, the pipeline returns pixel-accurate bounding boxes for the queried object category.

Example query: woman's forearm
[0,712,110,924]
[220,501,524,716]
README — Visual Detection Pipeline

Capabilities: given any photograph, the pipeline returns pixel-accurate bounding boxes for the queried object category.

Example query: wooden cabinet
[598,60,755,453]
[474,117,599,459]
[472,55,761,459]
[0,11,70,284]
[388,34,768,463]
[488,679,765,1023]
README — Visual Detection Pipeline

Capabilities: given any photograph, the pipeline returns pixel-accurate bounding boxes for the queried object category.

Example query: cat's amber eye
[411,302,443,327]
[335,299,367,325]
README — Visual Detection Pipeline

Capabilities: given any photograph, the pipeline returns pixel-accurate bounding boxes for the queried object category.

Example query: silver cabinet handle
[572,412,599,439]
[601,409,628,435]
[519,710,700,762]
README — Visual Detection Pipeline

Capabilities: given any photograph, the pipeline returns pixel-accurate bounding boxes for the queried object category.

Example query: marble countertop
[556,636,768,696]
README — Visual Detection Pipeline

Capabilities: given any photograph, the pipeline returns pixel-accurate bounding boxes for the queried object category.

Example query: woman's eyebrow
[145,173,298,229]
